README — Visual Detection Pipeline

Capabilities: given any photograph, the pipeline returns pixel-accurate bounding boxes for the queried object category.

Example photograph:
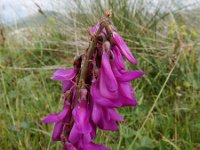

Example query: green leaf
[120,126,136,138]
[140,136,155,148]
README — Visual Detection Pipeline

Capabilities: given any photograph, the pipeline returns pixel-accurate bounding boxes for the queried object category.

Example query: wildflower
[42,101,71,141]
[99,51,118,99]
[51,69,78,93]
[91,101,123,131]
[69,100,93,143]
[42,16,143,150]
[113,32,137,65]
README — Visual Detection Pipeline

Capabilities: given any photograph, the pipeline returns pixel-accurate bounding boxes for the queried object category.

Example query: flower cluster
[42,18,143,150]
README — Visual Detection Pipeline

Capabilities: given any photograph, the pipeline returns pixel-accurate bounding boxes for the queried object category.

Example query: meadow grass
[0,0,200,149]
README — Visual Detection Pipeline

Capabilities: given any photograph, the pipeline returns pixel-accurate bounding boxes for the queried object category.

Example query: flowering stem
[74,17,114,105]
[63,15,114,140]
[78,19,112,87]
[42,10,144,149]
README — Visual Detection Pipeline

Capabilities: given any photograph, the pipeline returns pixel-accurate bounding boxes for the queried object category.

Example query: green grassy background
[1,0,200,149]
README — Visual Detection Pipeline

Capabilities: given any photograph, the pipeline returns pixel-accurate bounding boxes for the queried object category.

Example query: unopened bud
[80,88,87,99]
[103,41,111,52]
[105,10,112,18]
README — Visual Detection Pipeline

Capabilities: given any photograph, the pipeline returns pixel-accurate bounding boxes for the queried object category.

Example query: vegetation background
[0,0,200,149]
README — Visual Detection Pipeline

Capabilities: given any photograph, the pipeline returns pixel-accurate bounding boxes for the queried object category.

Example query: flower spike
[42,14,143,150]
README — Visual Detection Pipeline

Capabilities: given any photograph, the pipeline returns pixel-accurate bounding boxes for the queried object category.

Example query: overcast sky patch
[0,0,199,24]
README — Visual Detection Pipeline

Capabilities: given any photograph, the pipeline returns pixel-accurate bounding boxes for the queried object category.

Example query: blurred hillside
[6,11,67,28]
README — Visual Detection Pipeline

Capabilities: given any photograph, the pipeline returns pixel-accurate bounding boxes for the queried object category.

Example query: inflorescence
[42,14,144,150]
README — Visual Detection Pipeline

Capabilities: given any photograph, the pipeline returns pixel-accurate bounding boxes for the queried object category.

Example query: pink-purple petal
[112,46,125,70]
[83,142,108,150]
[99,51,118,99]
[51,69,77,81]
[52,122,64,141]
[109,109,124,122]
[62,80,73,93]
[89,23,106,35]
[117,70,144,82]
[64,143,77,150]
[42,106,69,123]
[118,82,138,106]
[89,23,100,35]
[91,102,123,131]
[69,125,81,144]
[91,81,121,108]
[113,32,137,65]
[72,100,92,134]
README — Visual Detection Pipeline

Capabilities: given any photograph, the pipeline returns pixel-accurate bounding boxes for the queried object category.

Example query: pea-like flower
[42,18,143,150]
[42,101,71,141]
[51,69,78,93]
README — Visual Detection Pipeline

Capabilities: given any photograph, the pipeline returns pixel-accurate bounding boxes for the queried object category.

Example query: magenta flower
[64,143,77,150]
[111,62,144,82]
[90,79,121,108]
[117,82,138,106]
[65,141,108,150]
[82,142,108,150]
[90,47,143,108]
[112,46,126,70]
[68,99,107,150]
[64,142,108,150]
[42,19,143,150]
[51,69,78,93]
[99,51,118,99]
[69,122,92,145]
[71,99,92,134]
[91,101,123,131]
[42,101,71,141]
[89,23,100,35]
[69,96,92,142]
[89,23,106,36]
[113,32,137,65]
